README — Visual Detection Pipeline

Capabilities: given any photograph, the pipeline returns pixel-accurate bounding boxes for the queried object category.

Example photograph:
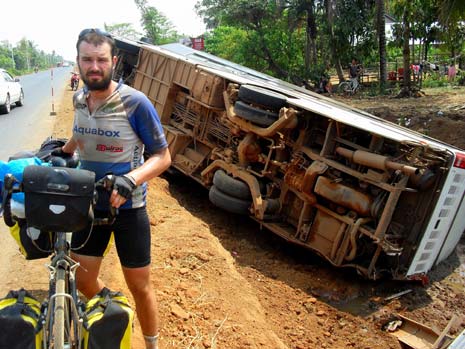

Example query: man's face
[77,41,115,91]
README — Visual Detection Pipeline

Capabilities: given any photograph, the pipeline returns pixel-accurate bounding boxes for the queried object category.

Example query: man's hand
[114,175,137,198]
[111,175,137,208]
[51,148,73,158]
[50,147,79,168]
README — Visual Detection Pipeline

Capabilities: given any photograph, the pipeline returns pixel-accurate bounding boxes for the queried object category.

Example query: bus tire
[209,185,251,215]
[238,85,287,110]
[213,170,251,199]
[233,101,278,127]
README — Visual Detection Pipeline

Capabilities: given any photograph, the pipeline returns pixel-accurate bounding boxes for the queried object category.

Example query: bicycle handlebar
[93,174,118,226]
[1,171,118,229]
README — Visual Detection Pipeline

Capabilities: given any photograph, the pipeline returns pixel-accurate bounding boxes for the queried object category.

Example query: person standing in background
[448,62,457,82]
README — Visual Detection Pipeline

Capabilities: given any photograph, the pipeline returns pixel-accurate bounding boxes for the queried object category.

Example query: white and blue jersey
[72,82,167,209]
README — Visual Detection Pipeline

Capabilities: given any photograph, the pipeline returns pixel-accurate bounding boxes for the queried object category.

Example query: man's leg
[114,207,158,348]
[70,215,112,299]
[122,265,159,348]
[71,253,105,299]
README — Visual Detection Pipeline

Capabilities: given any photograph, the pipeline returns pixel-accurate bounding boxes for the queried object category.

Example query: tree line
[0,38,64,75]
[121,0,464,95]
[194,0,465,94]
[4,0,462,94]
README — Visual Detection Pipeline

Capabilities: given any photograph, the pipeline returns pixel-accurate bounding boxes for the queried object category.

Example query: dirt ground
[2,84,465,349]
[336,86,465,150]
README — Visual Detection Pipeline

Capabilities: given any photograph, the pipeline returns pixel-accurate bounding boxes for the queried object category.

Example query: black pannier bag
[0,288,43,349]
[9,219,55,260]
[82,287,134,349]
[35,137,67,161]
[22,165,96,232]
[35,137,80,168]
[8,136,79,168]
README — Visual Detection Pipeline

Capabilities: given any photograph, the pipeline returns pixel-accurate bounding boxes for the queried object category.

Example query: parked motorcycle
[70,73,80,91]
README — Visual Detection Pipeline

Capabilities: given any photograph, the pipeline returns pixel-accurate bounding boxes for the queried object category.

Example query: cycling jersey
[72,81,168,209]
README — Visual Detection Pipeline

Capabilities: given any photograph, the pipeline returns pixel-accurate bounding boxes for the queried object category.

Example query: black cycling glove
[114,175,137,199]
[50,148,79,168]
[51,148,73,158]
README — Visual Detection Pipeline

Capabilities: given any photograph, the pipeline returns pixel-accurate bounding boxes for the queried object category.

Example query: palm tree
[325,0,345,82]
[438,0,465,23]
[304,0,318,70]
[391,0,416,97]
[401,8,412,94]
[376,0,387,92]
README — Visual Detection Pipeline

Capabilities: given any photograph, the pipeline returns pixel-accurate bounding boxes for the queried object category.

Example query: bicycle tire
[337,82,351,95]
[53,267,67,349]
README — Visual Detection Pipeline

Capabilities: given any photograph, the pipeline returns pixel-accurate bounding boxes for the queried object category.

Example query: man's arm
[51,136,78,158]
[110,147,171,208]
[127,147,171,185]
[62,136,78,154]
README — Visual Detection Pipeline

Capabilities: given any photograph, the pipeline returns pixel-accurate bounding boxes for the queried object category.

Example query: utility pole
[9,43,14,68]
[50,68,56,116]
[26,50,30,71]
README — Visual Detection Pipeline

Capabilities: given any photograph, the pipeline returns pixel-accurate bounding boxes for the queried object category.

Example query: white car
[0,68,24,114]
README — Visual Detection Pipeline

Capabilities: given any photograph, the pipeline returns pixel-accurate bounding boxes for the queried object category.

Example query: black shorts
[71,207,151,268]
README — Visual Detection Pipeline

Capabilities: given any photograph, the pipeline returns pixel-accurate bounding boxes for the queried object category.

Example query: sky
[0,0,206,61]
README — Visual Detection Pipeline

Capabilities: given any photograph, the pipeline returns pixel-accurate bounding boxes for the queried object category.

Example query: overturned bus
[113,37,465,281]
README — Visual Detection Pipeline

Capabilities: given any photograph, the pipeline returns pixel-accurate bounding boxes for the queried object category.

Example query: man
[349,58,362,80]
[57,28,171,349]
[347,58,362,92]
[448,62,456,82]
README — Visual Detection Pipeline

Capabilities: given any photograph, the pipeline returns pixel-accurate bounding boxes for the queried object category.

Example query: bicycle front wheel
[338,81,351,95]
[53,267,66,349]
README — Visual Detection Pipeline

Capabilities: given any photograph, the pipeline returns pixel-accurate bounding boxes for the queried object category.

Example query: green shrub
[422,76,448,88]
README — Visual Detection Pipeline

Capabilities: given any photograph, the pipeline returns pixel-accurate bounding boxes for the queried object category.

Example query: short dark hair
[76,28,116,57]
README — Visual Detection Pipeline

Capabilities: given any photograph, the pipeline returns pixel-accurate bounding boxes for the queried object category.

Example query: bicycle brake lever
[3,174,15,192]
[1,174,18,227]
[1,174,15,216]
[104,174,116,190]
[100,174,118,224]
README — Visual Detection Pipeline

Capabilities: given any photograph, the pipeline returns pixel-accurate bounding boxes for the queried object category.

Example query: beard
[79,63,113,91]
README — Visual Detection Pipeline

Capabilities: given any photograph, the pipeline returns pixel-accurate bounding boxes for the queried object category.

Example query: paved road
[0,67,72,161]
[0,67,73,293]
